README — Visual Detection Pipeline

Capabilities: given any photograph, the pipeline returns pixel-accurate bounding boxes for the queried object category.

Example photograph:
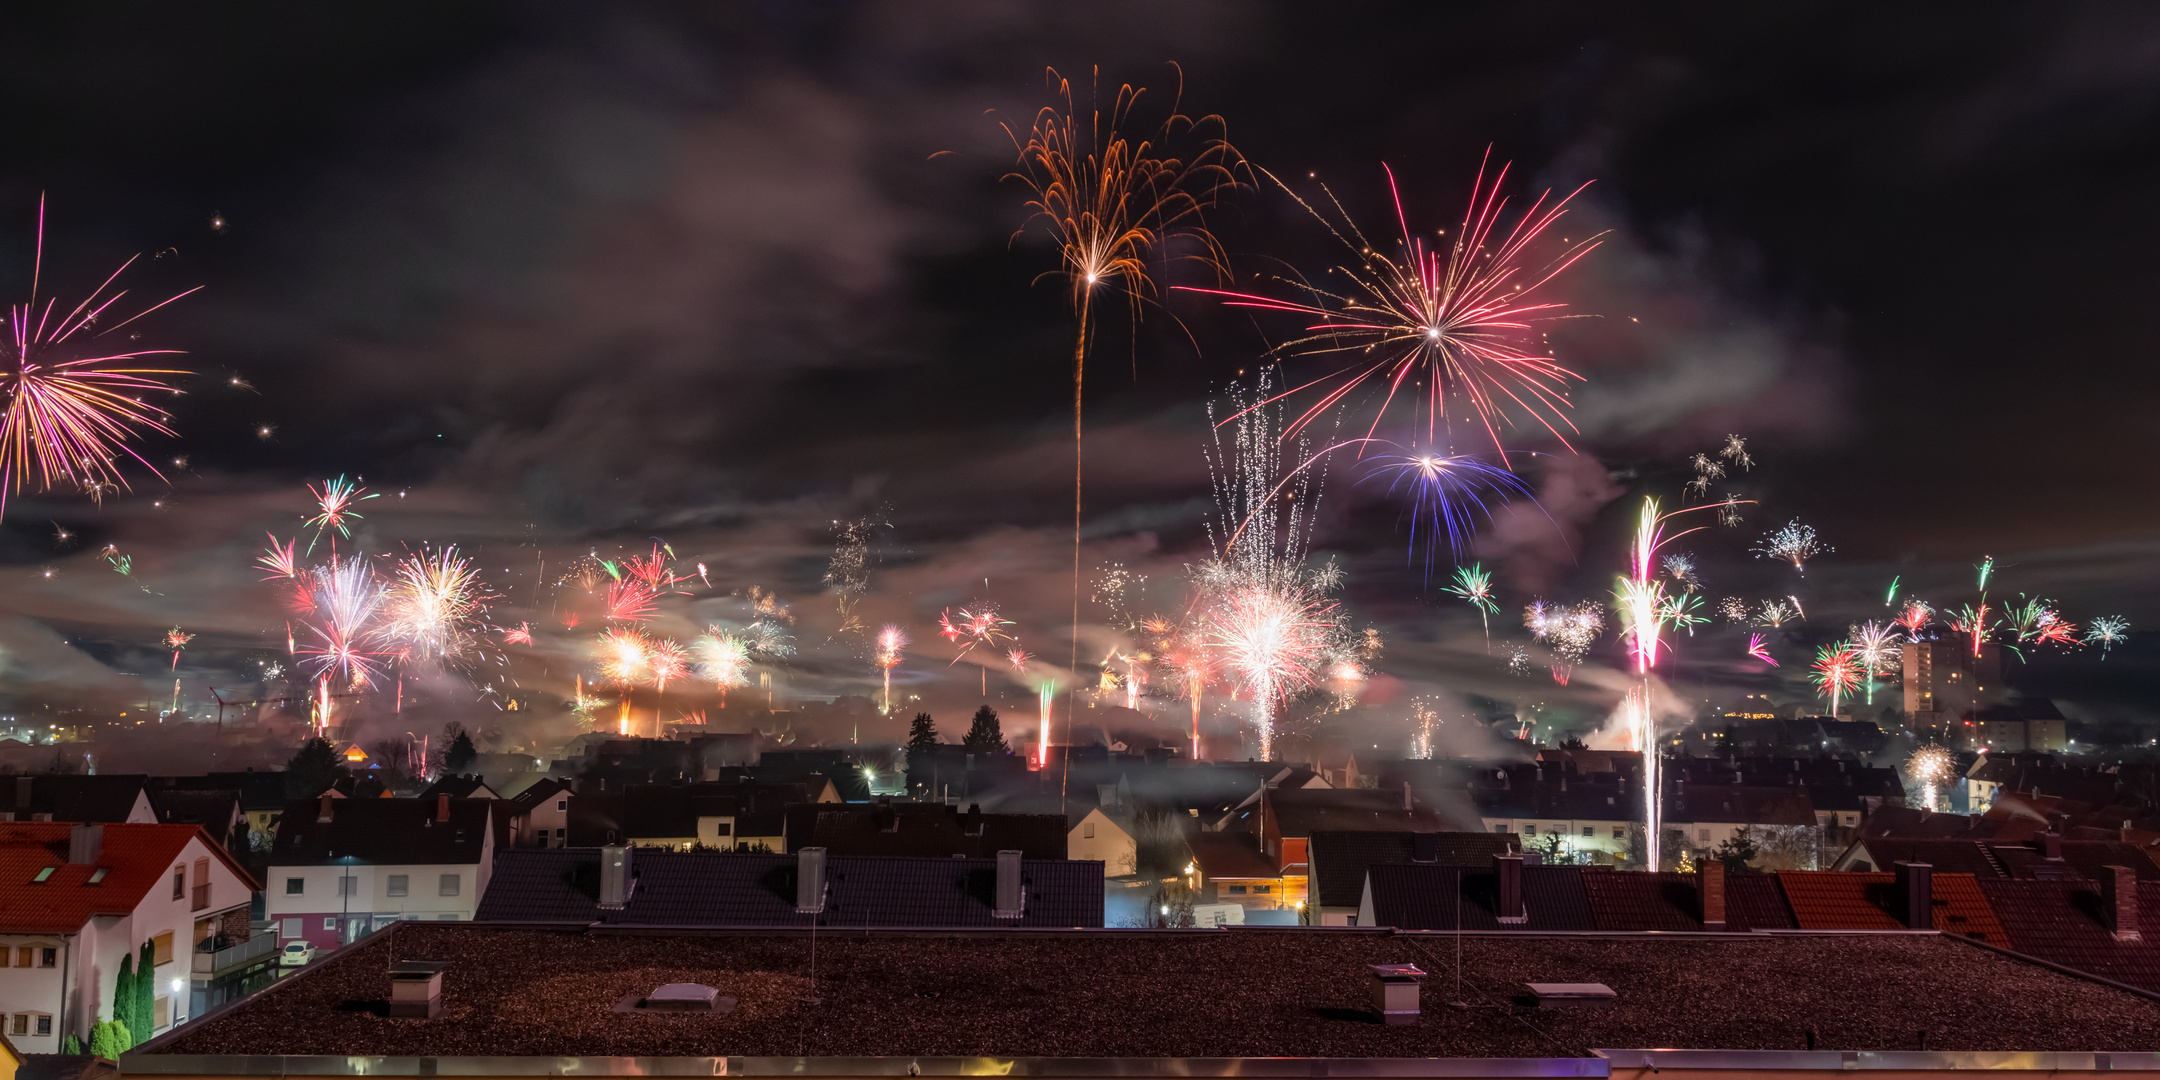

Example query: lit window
[1581,826,1593,838]
[1523,824,1537,836]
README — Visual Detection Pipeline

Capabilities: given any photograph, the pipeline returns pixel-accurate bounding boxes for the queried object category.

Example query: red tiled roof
[1776,870,2009,946]
[1979,878,2160,994]
[0,823,248,934]
[1580,871,1796,932]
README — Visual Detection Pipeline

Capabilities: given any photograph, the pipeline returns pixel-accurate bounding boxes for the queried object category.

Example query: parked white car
[279,941,316,967]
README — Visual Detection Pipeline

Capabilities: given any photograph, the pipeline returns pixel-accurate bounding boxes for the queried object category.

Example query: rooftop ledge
[114,1053,2160,1077]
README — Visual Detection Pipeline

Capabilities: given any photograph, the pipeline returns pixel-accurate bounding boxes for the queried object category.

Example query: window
[1082,822,1095,839]
[35,1015,49,1037]
[1523,824,1536,836]
[436,913,458,921]
[14,947,29,967]
[1228,885,1247,894]
[439,874,460,897]
[387,875,409,897]
[86,868,107,885]
[1612,827,1625,840]
[322,917,336,931]
[154,996,170,1030]
[1582,826,1594,838]
[282,918,301,938]
[285,877,304,895]
[9,1015,22,1036]
[337,875,357,897]
[153,932,173,966]
[1493,824,1508,834]
[1698,829,1711,843]
[556,800,567,811]
[193,857,209,888]
[30,867,51,883]
[1253,885,1271,894]
[172,869,184,900]
[39,949,53,969]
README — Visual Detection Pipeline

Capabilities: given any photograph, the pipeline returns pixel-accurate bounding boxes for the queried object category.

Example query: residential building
[475,846,1102,927]
[1183,831,1286,911]
[1662,783,1819,868]
[1902,641,2004,728]
[791,802,1065,860]
[1067,808,1136,876]
[0,823,257,1051]
[503,779,571,848]
[0,778,155,826]
[1214,786,1451,908]
[263,796,496,952]
[1306,831,1519,925]
[1965,701,2070,754]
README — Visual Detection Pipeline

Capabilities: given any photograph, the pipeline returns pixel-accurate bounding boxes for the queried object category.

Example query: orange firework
[1006,66,1243,714]
[0,197,199,518]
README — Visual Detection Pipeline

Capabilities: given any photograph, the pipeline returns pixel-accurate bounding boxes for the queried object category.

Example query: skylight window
[31,867,53,883]
[86,868,107,885]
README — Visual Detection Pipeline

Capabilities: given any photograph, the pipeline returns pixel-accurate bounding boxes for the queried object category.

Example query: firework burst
[303,476,377,555]
[875,623,908,714]
[1525,599,1603,684]
[2086,615,2130,659]
[1746,633,1778,667]
[382,546,492,668]
[1906,743,1955,811]
[1894,599,1933,635]
[1208,581,1339,760]
[297,557,387,721]
[1849,620,1901,705]
[0,197,199,519]
[1182,155,1601,458]
[1447,563,1499,647]
[604,579,659,623]
[1810,643,1863,717]
[1753,519,1828,572]
[1361,449,1537,576]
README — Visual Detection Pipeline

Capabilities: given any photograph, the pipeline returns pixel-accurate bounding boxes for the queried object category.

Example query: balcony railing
[192,932,276,976]
[191,882,211,912]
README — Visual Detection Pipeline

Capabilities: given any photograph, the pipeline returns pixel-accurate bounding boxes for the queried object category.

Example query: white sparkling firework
[1753,520,1828,571]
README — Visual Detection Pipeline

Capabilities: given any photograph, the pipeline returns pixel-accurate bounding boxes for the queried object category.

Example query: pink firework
[647,638,689,694]
[622,543,683,590]
[1746,633,1779,667]
[1209,583,1338,761]
[1894,600,1933,635]
[501,622,534,647]
[1179,155,1600,457]
[256,533,299,580]
[875,623,908,713]
[0,196,199,519]
[605,579,659,623]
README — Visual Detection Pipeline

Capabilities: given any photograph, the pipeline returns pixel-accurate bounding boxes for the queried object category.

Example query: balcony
[192,882,211,912]
[192,933,276,977]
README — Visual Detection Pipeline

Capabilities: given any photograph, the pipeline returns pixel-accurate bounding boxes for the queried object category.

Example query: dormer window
[31,867,53,883]
[86,868,107,885]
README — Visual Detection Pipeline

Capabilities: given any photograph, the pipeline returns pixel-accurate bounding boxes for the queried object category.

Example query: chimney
[67,824,102,866]
[317,793,334,823]
[1495,853,1526,925]
[386,960,448,1019]
[1401,781,1413,812]
[1895,861,1933,930]
[1698,859,1726,931]
[1368,963,1427,1025]
[437,794,451,823]
[599,845,634,910]
[993,849,1025,918]
[795,847,828,914]
[2039,831,2063,860]
[2103,865,2142,942]
[13,776,29,811]
[965,803,983,837]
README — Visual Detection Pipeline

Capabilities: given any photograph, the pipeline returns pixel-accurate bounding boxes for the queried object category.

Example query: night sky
[3,3,2157,765]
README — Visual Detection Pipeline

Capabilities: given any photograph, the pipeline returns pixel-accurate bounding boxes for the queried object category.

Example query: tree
[1559,735,1588,750]
[905,713,939,759]
[370,739,418,784]
[61,1031,80,1055]
[225,818,252,855]
[285,737,344,799]
[89,1020,129,1059]
[1712,826,1760,873]
[961,705,1007,756]
[135,940,153,1039]
[440,723,478,775]
[113,953,135,1045]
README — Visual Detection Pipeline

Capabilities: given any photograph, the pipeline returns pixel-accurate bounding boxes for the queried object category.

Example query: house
[1663,783,1819,868]
[1184,831,1285,911]
[0,823,257,1051]
[1579,865,1796,932]
[263,795,497,952]
[1833,832,2160,882]
[127,919,2160,1067]
[415,776,499,802]
[1306,831,1520,925]
[1978,870,2160,993]
[503,779,571,848]
[140,792,242,850]
[1475,773,1642,864]
[794,802,1066,860]
[0,779,154,827]
[1066,808,1136,875]
[1227,786,1449,907]
[474,846,1103,927]
[1359,859,1597,930]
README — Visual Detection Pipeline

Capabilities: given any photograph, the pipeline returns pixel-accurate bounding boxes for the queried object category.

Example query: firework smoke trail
[875,624,908,715]
[1746,633,1779,667]
[2086,615,2130,659]
[303,476,377,557]
[0,196,199,520]
[1849,620,1900,705]
[1752,520,1828,572]
[1007,69,1243,764]
[1208,582,1339,761]
[1906,744,1954,812]
[1447,563,1499,648]
[1180,155,1602,460]
[1810,643,1862,717]
[1524,599,1603,684]
[1363,449,1538,579]
[1612,496,1732,872]
[165,626,192,712]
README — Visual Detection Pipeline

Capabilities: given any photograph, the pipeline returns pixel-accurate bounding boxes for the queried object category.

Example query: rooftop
[146,922,2160,1058]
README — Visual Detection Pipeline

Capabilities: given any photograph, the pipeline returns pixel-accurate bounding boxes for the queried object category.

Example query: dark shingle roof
[1578,871,1795,932]
[1979,878,2160,993]
[1362,864,1595,930]
[1307,830,1520,909]
[271,798,492,866]
[807,804,1066,859]
[1186,830,1277,879]
[1266,787,1450,838]
[474,847,1102,927]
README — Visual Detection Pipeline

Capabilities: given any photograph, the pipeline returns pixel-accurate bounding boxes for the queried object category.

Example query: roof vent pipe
[796,846,828,914]
[1369,964,1427,1025]
[1495,852,1526,925]
[992,849,1024,919]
